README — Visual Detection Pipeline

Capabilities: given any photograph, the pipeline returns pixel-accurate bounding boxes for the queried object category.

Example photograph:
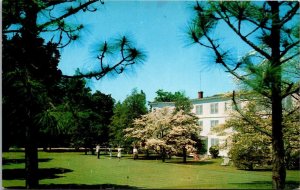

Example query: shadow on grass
[121,155,216,166]
[230,180,299,190]
[137,155,162,160]
[165,160,215,166]
[2,168,73,180]
[239,168,273,172]
[2,158,52,165]
[6,184,139,189]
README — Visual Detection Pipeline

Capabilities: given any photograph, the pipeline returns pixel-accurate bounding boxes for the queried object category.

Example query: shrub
[209,145,219,158]
[285,150,300,170]
[199,139,208,155]
[228,134,271,170]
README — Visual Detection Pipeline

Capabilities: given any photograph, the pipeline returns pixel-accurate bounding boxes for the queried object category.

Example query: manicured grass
[2,151,300,189]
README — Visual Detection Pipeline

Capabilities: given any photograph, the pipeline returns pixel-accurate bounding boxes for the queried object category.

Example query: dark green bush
[209,145,219,158]
[286,150,300,170]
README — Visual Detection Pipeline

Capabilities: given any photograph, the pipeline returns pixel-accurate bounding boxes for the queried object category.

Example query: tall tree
[3,0,146,188]
[125,108,200,162]
[52,78,114,154]
[2,34,61,188]
[154,89,192,113]
[109,89,148,148]
[90,91,115,146]
[187,1,299,188]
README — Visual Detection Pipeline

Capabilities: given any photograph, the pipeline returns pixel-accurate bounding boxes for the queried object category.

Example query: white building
[149,91,299,157]
[149,91,237,157]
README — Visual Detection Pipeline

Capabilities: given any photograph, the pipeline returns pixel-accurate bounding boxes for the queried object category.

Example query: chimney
[198,91,203,99]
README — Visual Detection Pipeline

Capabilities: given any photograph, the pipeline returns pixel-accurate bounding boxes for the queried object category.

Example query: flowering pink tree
[125,108,200,162]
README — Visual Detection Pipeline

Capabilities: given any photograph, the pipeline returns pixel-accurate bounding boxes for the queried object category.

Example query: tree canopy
[154,89,192,113]
[56,78,114,153]
[109,89,148,148]
[124,107,200,162]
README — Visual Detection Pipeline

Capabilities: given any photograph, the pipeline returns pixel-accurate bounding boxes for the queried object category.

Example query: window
[224,102,231,111]
[210,103,218,114]
[195,105,203,115]
[211,138,219,146]
[197,120,203,127]
[210,120,219,128]
[283,96,293,110]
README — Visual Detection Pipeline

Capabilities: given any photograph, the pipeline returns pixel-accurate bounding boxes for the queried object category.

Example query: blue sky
[58,1,250,102]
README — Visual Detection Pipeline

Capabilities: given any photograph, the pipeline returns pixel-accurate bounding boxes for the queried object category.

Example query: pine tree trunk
[25,124,39,189]
[269,1,286,189]
[271,91,286,189]
[23,2,40,188]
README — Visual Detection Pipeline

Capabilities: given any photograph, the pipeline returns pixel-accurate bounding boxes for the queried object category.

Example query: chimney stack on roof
[198,91,203,99]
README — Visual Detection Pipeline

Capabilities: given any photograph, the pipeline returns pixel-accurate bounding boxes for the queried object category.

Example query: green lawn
[2,151,300,189]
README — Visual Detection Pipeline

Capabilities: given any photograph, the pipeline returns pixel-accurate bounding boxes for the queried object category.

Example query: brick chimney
[198,91,203,99]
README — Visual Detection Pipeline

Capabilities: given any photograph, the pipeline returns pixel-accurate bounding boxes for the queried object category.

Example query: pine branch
[242,16,272,30]
[285,105,300,117]
[38,0,98,31]
[281,52,300,64]
[279,2,299,27]
[232,91,272,137]
[61,54,132,80]
[203,34,271,98]
[244,25,261,38]
[42,1,68,9]
[280,40,300,59]
[204,34,243,80]
[216,6,272,60]
[3,29,21,34]
[282,86,300,99]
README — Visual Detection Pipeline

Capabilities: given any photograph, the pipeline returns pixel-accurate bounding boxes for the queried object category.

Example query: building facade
[149,91,299,157]
[149,91,235,157]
